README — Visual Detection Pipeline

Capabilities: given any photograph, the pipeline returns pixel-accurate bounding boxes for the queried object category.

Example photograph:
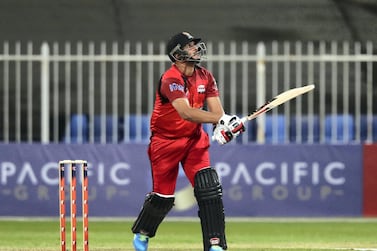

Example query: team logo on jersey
[169,83,185,93]
[197,84,205,94]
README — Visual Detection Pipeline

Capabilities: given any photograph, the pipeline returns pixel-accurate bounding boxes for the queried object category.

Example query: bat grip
[240,117,248,123]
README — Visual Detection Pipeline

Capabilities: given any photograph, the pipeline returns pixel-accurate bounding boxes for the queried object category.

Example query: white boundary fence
[0,41,376,144]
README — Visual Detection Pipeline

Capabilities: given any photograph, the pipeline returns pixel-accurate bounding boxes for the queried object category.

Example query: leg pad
[194,168,227,250]
[132,193,174,237]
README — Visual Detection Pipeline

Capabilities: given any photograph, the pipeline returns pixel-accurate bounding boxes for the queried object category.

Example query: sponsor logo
[215,161,349,202]
[169,83,185,93]
[210,238,220,245]
[197,84,205,93]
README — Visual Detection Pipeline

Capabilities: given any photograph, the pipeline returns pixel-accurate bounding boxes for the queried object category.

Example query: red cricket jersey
[150,64,219,139]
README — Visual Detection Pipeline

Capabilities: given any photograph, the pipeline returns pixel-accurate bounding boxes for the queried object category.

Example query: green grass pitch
[0,218,376,251]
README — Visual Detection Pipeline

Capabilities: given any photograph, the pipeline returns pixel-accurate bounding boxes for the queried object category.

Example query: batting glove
[218,114,245,136]
[212,123,233,145]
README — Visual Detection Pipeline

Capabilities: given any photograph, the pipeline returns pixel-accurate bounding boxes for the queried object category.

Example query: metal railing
[0,41,376,144]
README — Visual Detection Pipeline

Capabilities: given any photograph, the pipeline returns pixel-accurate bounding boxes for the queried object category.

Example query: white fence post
[41,43,50,143]
[256,42,266,143]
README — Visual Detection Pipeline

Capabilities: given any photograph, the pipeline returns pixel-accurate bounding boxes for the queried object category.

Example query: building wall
[0,0,376,44]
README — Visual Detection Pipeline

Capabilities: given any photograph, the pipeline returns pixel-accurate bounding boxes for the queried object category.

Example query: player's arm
[171,97,223,124]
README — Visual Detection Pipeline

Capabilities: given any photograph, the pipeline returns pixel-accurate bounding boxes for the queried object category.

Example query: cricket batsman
[131,31,245,251]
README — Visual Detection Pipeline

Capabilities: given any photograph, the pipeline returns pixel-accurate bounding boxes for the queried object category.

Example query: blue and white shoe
[209,245,224,251]
[133,233,149,251]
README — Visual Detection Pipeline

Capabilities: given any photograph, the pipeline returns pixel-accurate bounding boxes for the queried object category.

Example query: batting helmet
[166,32,206,63]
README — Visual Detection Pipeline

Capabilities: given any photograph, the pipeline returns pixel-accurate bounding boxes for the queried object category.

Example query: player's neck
[175,62,195,77]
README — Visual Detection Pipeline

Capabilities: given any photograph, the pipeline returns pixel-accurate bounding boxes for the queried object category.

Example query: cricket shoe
[133,233,149,251]
[209,245,224,251]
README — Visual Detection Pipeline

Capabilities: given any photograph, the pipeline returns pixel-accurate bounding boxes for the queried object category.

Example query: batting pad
[131,193,174,237]
[194,168,227,250]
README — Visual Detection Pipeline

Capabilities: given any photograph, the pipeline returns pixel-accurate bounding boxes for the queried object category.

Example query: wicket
[59,160,89,251]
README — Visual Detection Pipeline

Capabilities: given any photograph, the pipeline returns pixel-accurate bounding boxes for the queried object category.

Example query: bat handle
[241,117,248,124]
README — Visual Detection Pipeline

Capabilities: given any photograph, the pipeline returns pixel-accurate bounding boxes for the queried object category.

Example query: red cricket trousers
[148,129,211,195]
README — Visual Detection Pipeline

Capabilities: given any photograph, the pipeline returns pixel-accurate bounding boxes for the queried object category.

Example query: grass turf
[0,218,376,251]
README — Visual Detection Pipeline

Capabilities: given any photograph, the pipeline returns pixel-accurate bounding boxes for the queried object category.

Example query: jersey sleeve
[160,77,187,103]
[206,71,219,98]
